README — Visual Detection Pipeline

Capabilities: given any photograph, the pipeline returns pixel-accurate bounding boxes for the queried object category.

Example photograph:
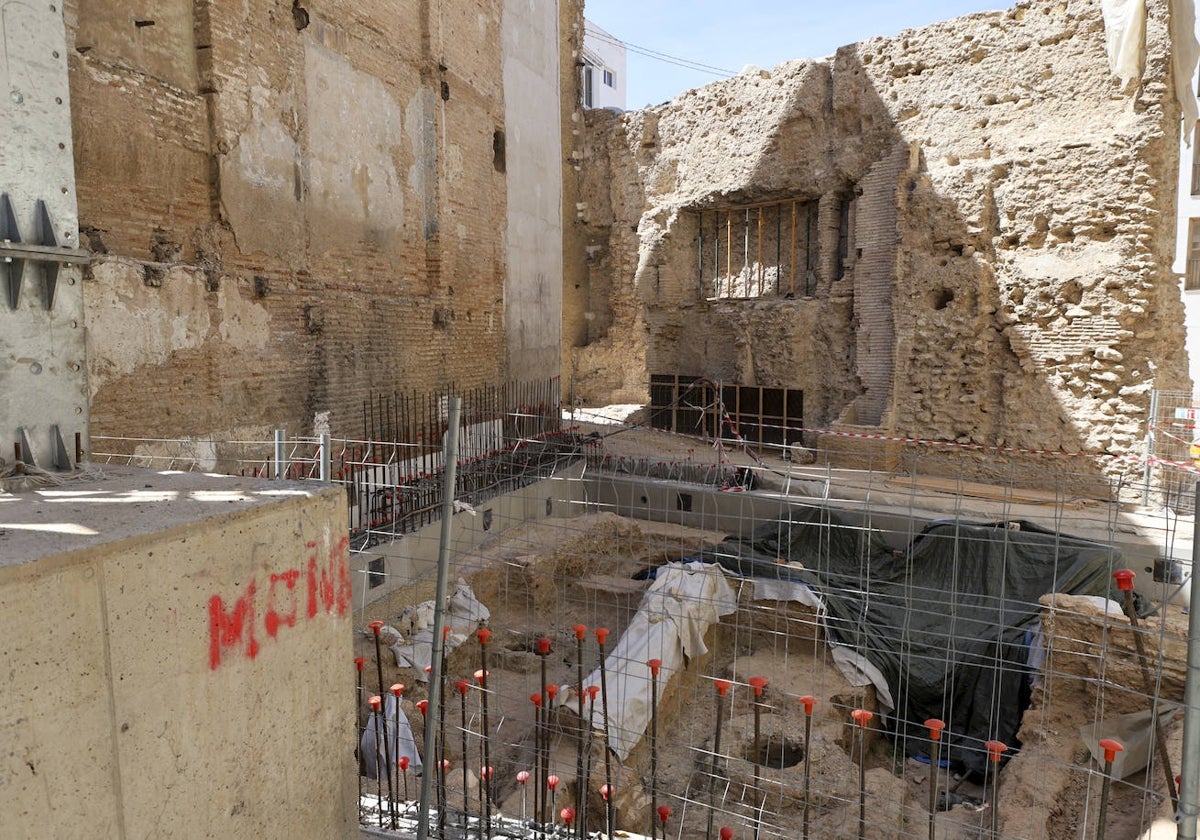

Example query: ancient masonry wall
[568,0,1191,479]
[64,0,569,450]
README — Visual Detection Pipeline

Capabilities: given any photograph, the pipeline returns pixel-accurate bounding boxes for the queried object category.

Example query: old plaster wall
[0,473,354,840]
[64,0,566,453]
[570,0,1190,478]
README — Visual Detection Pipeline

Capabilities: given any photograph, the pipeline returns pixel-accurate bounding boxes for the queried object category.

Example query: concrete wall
[569,0,1190,485]
[0,1,88,468]
[502,0,564,381]
[59,0,569,451]
[0,470,355,839]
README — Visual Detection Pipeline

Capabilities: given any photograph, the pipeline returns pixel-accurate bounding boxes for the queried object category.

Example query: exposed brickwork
[64,0,566,445]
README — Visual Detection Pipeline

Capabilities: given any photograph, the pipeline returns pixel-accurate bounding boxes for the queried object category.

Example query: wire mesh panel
[347,410,1192,840]
[1143,388,1200,513]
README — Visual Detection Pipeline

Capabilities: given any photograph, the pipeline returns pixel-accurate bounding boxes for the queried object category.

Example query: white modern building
[582,19,626,110]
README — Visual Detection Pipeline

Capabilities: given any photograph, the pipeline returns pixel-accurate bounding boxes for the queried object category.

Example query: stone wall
[568,0,1191,480]
[64,0,568,449]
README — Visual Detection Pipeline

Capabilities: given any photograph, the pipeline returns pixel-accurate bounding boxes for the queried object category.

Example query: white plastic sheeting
[1101,0,1200,128]
[580,561,737,760]
[361,692,424,778]
[388,580,490,680]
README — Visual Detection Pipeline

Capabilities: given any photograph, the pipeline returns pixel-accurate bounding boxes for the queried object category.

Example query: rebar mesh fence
[348,407,1197,840]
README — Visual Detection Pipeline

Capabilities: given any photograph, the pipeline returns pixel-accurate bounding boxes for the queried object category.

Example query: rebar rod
[706,679,731,840]
[597,628,615,840]
[1180,481,1200,839]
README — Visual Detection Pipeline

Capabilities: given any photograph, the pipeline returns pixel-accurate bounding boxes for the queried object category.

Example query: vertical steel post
[320,432,331,482]
[273,428,286,479]
[1179,480,1200,839]
[799,697,817,840]
[1095,739,1123,840]
[1143,389,1160,506]
[416,396,462,840]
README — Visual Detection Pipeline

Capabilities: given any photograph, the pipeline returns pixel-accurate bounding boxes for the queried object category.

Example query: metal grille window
[1188,219,1200,291]
[694,199,818,299]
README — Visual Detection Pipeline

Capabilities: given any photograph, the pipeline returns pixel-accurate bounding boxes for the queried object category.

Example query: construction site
[5,0,1200,839]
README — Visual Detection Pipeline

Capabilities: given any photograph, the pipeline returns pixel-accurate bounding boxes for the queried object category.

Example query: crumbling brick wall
[65,0,565,449]
[569,0,1190,481]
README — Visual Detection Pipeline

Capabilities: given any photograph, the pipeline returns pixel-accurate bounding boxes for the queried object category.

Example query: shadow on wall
[571,0,1188,492]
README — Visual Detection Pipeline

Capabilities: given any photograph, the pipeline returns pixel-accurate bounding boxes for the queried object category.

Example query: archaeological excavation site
[7,0,1200,838]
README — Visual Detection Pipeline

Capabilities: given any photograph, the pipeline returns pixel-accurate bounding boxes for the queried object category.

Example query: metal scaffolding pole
[1178,479,1200,838]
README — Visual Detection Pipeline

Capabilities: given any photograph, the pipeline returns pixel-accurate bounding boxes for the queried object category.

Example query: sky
[584,0,1006,110]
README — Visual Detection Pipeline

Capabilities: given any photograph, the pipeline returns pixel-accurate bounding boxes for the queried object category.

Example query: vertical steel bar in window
[743,208,749,295]
[790,201,796,296]
[775,202,781,295]
[756,207,763,297]
[714,209,720,298]
[720,211,729,300]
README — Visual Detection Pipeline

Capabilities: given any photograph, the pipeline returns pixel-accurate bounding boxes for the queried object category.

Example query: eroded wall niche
[567,0,1191,483]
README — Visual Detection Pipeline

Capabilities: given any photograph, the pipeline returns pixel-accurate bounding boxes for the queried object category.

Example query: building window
[582,64,594,108]
[603,69,615,87]
[1188,219,1200,291]
[695,199,819,299]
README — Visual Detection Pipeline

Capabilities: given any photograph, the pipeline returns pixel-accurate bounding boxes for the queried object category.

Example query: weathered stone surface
[567,0,1189,485]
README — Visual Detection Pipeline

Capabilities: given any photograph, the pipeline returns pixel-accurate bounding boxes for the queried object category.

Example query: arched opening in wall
[692,198,818,300]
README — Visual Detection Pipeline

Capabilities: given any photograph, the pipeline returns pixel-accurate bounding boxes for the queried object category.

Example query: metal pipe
[416,396,462,840]
[573,625,588,840]
[707,679,732,840]
[369,695,385,827]
[273,428,286,479]
[596,628,615,840]
[985,740,1007,839]
[1180,481,1200,839]
[852,709,873,840]
[1095,739,1124,840]
[749,677,767,840]
[320,432,331,482]
[1113,569,1179,810]
[648,659,662,839]
[369,622,396,828]
[925,719,945,840]
[799,696,817,840]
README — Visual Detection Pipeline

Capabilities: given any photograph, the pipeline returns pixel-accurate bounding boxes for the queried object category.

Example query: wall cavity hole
[744,733,805,769]
[932,288,954,310]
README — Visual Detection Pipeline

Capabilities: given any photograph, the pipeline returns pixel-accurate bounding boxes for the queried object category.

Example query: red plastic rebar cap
[749,676,768,696]
[852,709,873,726]
[354,656,366,670]
[424,666,432,675]
[985,740,1007,762]
[536,637,552,655]
[925,718,946,740]
[517,770,530,784]
[586,685,601,700]
[443,626,452,640]
[477,627,492,646]
[561,807,576,825]
[720,828,734,840]
[1113,569,1136,592]
[573,624,588,640]
[547,774,560,790]
[369,695,382,710]
[369,620,384,634]
[456,679,470,695]
[1098,738,1124,763]
[657,805,672,823]
[480,766,493,781]
[600,784,612,801]
[440,759,450,771]
[799,695,817,715]
[416,699,429,715]
[648,658,662,676]
[398,756,410,771]
[546,684,559,700]
[390,683,405,696]
[714,679,732,696]
[475,669,489,686]
[595,627,610,645]
[530,692,543,708]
